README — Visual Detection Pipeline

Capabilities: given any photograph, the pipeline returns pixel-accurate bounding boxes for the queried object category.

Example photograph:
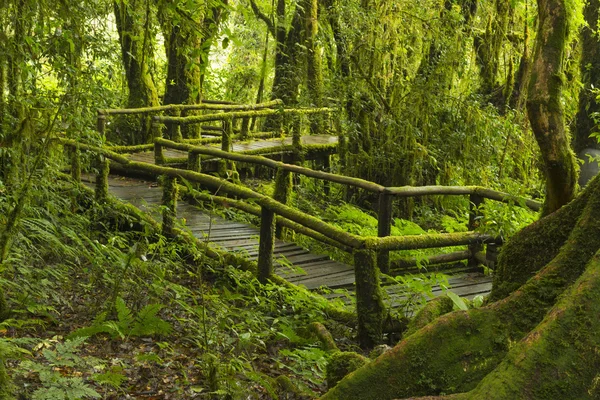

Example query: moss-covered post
[273,167,292,238]
[257,205,276,283]
[218,117,233,178]
[97,111,106,138]
[152,119,165,165]
[292,115,304,162]
[188,150,201,173]
[377,192,393,274]
[70,144,81,182]
[354,249,385,349]
[95,155,109,203]
[240,117,250,139]
[171,109,183,142]
[161,176,178,238]
[322,155,331,196]
[468,193,483,269]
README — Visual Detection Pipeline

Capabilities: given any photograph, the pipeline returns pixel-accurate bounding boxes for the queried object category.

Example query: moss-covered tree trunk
[475,0,510,98]
[305,0,323,133]
[574,0,600,154]
[113,0,160,144]
[526,0,576,215]
[159,1,226,139]
[320,172,600,400]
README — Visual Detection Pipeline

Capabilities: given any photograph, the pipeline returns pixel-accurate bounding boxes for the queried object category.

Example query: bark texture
[114,0,160,144]
[526,0,576,215]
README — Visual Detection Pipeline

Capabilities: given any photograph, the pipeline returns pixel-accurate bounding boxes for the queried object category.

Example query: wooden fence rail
[60,137,539,348]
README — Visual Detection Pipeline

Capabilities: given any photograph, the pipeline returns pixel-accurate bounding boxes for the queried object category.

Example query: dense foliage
[1,0,599,397]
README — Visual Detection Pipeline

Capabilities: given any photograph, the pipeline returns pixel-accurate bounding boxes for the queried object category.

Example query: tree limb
[249,0,276,37]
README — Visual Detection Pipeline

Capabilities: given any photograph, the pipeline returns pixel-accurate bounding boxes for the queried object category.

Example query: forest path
[99,175,493,309]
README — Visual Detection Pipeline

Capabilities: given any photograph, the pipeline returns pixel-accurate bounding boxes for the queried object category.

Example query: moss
[275,374,303,397]
[326,351,370,389]
[490,176,594,300]
[161,176,178,237]
[354,250,385,348]
[308,322,338,352]
[95,157,110,203]
[453,253,600,399]
[405,295,454,337]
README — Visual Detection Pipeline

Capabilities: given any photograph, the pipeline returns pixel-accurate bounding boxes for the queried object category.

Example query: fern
[69,297,171,340]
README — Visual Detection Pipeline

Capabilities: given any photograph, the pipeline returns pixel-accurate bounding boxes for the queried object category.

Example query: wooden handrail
[60,138,536,252]
[59,138,364,250]
[98,99,283,115]
[384,185,541,211]
[154,107,336,125]
[156,138,385,193]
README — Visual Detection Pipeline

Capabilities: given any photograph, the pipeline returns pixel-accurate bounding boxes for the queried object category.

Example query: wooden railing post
[95,155,109,203]
[377,192,393,274]
[273,168,291,238]
[354,249,385,349]
[162,176,178,237]
[171,109,183,142]
[322,154,331,196]
[257,205,276,283]
[97,111,106,137]
[468,193,484,269]
[240,117,250,139]
[292,115,303,159]
[70,144,81,183]
[152,119,165,165]
[188,150,201,173]
[219,117,237,180]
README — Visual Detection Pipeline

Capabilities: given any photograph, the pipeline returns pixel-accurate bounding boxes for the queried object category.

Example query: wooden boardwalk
[129,134,338,164]
[100,175,493,310]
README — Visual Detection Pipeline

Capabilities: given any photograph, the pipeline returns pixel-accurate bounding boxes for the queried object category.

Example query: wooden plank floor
[100,175,493,310]
[129,134,338,164]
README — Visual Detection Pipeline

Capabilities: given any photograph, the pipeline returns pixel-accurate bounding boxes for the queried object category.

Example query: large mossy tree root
[320,175,600,400]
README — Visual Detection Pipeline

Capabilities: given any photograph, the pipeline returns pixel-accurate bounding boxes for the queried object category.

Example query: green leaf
[447,291,468,311]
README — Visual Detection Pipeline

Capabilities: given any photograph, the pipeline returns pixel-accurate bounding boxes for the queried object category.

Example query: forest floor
[1,179,359,399]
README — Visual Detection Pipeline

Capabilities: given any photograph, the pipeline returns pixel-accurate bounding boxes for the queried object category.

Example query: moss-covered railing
[151,106,337,169]
[97,99,286,152]
[61,138,541,348]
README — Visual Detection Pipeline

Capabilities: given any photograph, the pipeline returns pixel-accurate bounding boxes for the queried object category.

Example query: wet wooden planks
[99,175,493,308]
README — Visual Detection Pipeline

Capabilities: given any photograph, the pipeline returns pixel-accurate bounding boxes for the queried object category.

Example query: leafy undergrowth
[0,181,358,399]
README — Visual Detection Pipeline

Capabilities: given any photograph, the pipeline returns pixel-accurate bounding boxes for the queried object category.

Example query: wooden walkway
[100,175,493,309]
[129,134,338,164]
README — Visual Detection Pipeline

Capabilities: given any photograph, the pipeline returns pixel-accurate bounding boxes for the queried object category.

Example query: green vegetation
[2,0,600,398]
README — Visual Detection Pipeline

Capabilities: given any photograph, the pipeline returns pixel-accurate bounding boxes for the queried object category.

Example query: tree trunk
[160,1,226,139]
[508,8,531,111]
[320,173,600,399]
[475,0,510,98]
[113,0,160,144]
[573,0,600,153]
[526,0,576,215]
[305,0,323,133]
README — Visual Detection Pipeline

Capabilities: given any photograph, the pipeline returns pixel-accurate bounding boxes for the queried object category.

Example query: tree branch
[249,0,276,37]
